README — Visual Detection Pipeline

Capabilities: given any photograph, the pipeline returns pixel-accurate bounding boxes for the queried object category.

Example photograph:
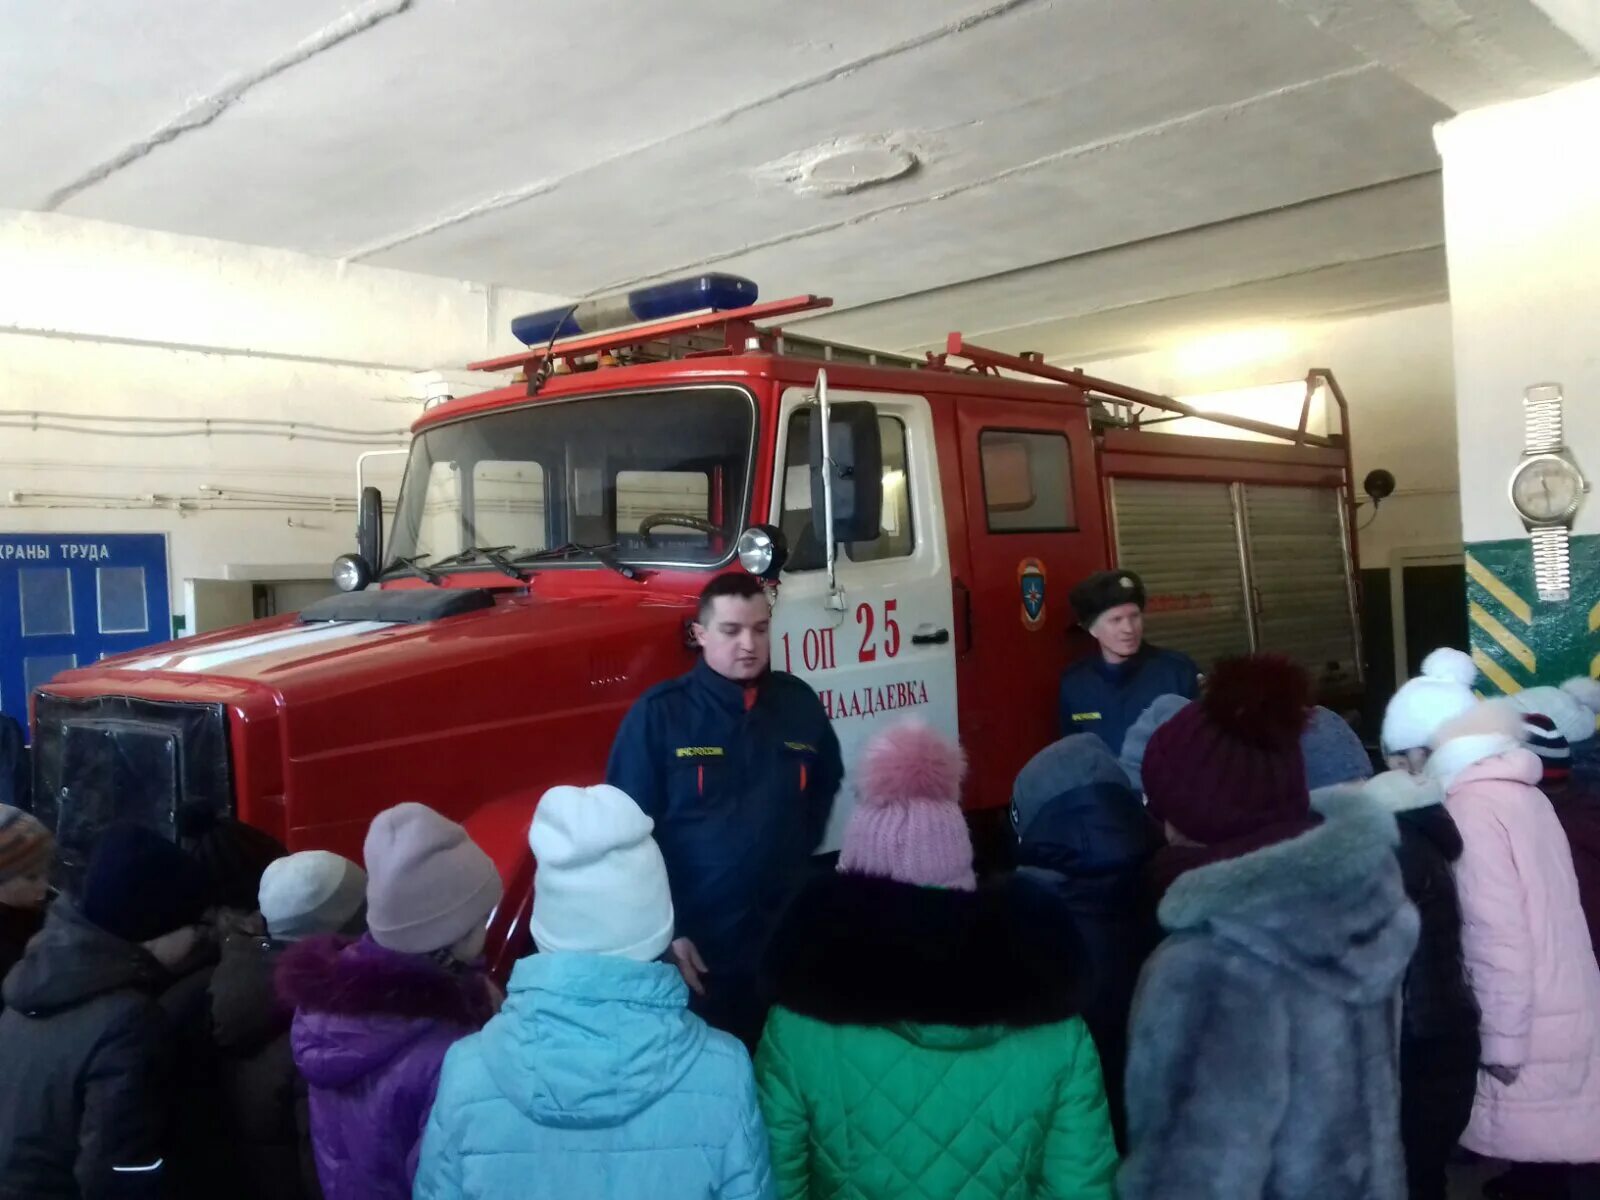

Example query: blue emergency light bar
[510,273,760,347]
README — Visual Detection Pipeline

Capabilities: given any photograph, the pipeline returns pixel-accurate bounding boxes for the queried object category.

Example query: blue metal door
[0,534,172,731]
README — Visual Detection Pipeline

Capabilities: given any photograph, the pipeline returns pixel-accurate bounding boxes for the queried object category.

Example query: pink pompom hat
[839,719,976,891]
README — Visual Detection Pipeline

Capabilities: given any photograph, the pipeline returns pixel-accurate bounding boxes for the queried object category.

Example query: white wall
[1073,302,1462,569]
[0,209,562,633]
[1435,76,1600,543]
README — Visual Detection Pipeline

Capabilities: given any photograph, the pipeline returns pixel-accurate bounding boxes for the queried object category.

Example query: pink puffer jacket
[1437,739,1600,1162]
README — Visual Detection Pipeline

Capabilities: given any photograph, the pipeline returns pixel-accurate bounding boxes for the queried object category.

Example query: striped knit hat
[0,805,53,885]
[1522,712,1571,791]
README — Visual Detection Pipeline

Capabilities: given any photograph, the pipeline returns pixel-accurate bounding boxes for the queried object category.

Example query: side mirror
[809,402,883,544]
[358,485,384,570]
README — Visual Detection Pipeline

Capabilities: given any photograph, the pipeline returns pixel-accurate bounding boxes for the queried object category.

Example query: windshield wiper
[520,542,640,581]
[384,555,443,585]
[427,545,527,581]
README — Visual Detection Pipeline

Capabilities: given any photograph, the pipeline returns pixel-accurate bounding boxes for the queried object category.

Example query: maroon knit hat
[1143,655,1313,845]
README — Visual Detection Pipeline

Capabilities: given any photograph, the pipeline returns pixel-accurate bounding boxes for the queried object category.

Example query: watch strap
[1524,387,1565,454]
[1531,525,1572,602]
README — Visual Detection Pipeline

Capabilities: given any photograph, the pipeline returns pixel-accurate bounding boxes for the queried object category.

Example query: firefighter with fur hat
[1058,569,1200,756]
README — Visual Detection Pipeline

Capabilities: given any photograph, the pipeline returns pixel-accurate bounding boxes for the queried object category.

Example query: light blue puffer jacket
[413,953,775,1200]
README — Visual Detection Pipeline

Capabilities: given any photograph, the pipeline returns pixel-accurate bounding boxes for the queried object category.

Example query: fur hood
[1314,770,1462,861]
[1159,792,1418,1004]
[1426,699,1528,791]
[277,933,494,1027]
[764,872,1081,1030]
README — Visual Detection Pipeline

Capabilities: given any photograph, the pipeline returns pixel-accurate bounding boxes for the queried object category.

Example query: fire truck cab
[31,280,1363,975]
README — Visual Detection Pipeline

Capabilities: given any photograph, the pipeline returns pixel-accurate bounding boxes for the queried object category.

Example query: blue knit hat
[1301,707,1374,791]
[1012,733,1133,840]
[1120,694,1190,793]
[82,824,211,944]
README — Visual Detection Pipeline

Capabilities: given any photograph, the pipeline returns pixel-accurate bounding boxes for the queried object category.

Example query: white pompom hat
[1513,677,1600,745]
[1382,647,1479,755]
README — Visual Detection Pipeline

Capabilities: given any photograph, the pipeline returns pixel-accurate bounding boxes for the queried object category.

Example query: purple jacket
[278,937,494,1200]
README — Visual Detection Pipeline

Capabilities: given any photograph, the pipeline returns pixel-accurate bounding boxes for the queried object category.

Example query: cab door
[954,396,1107,810]
[769,387,960,851]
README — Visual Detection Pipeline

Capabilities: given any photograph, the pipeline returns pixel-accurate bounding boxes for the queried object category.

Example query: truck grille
[32,694,232,886]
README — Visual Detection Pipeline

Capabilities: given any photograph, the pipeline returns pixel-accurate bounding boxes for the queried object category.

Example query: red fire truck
[31,279,1364,974]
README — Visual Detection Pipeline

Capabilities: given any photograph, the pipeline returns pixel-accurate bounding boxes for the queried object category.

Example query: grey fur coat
[1119,793,1419,1200]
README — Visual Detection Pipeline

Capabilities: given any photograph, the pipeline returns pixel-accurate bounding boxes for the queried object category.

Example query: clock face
[1511,455,1584,522]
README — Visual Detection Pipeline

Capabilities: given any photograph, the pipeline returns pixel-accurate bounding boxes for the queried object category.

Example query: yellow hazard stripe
[1465,553,1532,625]
[1469,601,1536,673]
[1473,646,1523,695]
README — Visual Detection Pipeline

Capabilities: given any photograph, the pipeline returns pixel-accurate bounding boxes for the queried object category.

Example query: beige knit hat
[0,805,53,885]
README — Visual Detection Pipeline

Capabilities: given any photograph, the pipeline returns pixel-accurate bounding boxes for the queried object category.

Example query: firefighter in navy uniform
[607,572,842,1049]
[1059,569,1200,757]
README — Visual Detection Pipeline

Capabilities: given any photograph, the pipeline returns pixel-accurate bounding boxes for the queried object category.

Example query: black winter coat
[0,901,45,1001]
[1320,773,1481,1047]
[0,713,28,813]
[0,903,179,1200]
[209,932,322,1200]
[1394,805,1481,1046]
[1013,780,1162,1147]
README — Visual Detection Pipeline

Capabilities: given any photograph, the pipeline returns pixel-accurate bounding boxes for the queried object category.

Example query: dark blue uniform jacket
[607,659,843,978]
[1058,644,1200,757]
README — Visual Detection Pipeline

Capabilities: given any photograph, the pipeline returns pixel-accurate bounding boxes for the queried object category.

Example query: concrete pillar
[1435,76,1600,692]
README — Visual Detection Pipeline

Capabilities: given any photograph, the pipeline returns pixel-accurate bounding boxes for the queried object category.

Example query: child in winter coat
[1356,652,1485,1200]
[1427,699,1600,1176]
[0,823,213,1199]
[0,805,54,992]
[280,803,502,1200]
[1120,656,1418,1200]
[756,720,1118,1200]
[159,809,290,1197]
[1140,655,1322,900]
[416,784,774,1200]
[1011,733,1162,1148]
[1516,679,1600,958]
[210,850,367,1200]
[1317,770,1480,1200]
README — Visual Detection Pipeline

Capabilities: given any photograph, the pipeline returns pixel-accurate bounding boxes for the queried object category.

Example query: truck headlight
[737,525,788,580]
[332,554,373,593]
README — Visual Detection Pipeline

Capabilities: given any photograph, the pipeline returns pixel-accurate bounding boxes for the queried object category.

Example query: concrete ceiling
[4,0,1596,363]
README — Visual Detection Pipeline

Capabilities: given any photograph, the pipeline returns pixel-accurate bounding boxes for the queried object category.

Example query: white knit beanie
[529,785,674,962]
[258,851,367,942]
[1513,677,1600,745]
[1382,647,1479,754]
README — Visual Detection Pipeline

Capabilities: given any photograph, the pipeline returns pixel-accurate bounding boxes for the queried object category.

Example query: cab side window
[780,410,913,570]
[980,430,1075,532]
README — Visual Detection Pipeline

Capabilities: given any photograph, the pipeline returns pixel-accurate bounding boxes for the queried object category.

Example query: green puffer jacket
[754,873,1117,1200]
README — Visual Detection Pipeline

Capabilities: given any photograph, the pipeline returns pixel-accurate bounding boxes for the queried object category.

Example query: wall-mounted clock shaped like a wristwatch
[1508,383,1588,602]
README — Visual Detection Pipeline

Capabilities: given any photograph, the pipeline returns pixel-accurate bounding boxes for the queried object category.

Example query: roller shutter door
[1241,484,1361,689]
[1109,479,1252,669]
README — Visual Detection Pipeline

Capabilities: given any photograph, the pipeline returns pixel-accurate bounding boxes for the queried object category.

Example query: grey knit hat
[259,851,368,942]
[364,803,502,954]
[1012,734,1134,840]
[1119,694,1191,793]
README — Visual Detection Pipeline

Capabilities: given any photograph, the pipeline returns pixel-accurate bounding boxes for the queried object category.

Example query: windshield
[385,386,755,573]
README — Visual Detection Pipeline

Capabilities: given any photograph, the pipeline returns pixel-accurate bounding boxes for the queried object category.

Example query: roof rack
[944,334,1348,450]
